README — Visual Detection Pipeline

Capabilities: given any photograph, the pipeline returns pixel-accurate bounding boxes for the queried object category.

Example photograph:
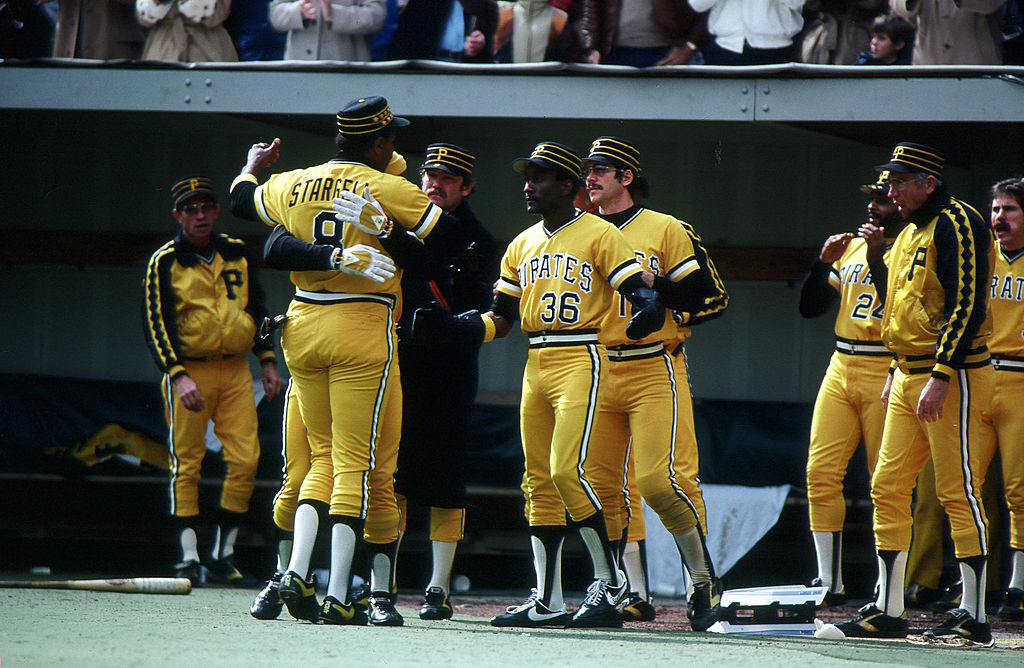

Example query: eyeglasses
[884,176,916,191]
[584,164,615,177]
[180,202,218,215]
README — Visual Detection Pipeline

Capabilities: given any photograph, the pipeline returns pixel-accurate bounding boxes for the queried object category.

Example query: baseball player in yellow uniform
[616,211,728,624]
[799,171,905,607]
[230,96,445,626]
[579,137,729,631]
[247,151,412,622]
[481,141,665,629]
[826,143,996,645]
[249,378,305,619]
[143,175,283,586]
[986,178,1024,620]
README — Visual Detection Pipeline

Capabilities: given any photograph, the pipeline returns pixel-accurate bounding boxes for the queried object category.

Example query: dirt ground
[1,578,1022,668]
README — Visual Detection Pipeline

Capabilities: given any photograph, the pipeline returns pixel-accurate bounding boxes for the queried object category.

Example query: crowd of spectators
[2,1,1023,65]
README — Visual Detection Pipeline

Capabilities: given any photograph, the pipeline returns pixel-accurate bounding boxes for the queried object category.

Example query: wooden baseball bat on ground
[0,577,192,594]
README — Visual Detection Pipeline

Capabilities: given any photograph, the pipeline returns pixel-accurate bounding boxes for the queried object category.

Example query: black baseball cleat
[490,589,570,628]
[566,578,626,628]
[922,608,992,645]
[831,603,908,639]
[809,577,847,607]
[420,586,453,620]
[277,571,320,622]
[174,560,205,587]
[317,595,368,626]
[368,591,404,626]
[997,587,1024,620]
[348,581,371,608]
[206,555,258,587]
[904,582,941,609]
[250,571,283,620]
[928,581,962,613]
[619,592,656,622]
[687,579,723,632]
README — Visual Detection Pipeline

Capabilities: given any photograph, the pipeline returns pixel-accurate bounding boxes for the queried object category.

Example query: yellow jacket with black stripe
[143,231,274,380]
[879,185,994,380]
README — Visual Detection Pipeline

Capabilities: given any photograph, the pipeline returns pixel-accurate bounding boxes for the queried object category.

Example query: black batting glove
[624,287,666,340]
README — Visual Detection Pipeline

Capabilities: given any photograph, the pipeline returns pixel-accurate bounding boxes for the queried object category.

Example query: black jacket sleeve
[263,225,335,271]
[230,179,261,222]
[799,260,839,318]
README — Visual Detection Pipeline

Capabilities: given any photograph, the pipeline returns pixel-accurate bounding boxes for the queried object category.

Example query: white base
[709,621,818,635]
[721,584,828,607]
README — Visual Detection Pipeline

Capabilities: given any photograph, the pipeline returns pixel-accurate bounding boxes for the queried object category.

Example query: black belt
[992,355,1024,372]
[606,342,666,361]
[834,337,889,356]
[526,329,599,349]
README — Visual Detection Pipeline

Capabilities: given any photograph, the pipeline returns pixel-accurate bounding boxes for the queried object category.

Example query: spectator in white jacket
[269,0,386,61]
[688,0,804,64]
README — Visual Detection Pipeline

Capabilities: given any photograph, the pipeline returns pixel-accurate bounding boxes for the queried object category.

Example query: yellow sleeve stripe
[667,257,699,282]
[230,173,258,190]
[828,266,841,291]
[409,203,444,239]
[253,184,280,227]
[607,259,641,289]
[482,314,497,343]
[143,244,179,371]
[498,276,522,297]
[936,205,978,362]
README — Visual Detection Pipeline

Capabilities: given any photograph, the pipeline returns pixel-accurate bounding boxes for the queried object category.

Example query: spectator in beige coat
[136,0,239,61]
[891,0,1004,65]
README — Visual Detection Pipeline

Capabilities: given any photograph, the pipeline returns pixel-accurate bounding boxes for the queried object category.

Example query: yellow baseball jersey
[251,159,443,299]
[881,197,994,377]
[985,244,1024,550]
[600,208,698,347]
[143,232,273,380]
[828,238,888,344]
[989,244,1024,359]
[497,211,643,334]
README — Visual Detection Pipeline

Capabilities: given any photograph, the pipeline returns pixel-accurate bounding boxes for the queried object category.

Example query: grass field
[1,578,1021,667]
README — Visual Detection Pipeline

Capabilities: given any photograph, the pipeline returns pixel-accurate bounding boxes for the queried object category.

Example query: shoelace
[506,588,540,613]
[582,579,609,607]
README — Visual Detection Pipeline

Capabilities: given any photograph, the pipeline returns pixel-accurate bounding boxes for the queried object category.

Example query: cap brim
[419,162,461,176]
[176,190,217,207]
[859,185,885,194]
[390,116,410,128]
[583,156,617,166]
[512,157,535,174]
[512,157,578,179]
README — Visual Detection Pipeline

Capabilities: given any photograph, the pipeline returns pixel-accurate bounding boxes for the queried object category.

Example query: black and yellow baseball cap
[419,143,475,179]
[875,142,944,178]
[512,142,583,180]
[585,136,642,175]
[336,96,409,136]
[860,170,890,195]
[171,176,216,209]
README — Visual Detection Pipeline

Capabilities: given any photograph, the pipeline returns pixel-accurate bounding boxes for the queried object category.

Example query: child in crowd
[856,14,914,65]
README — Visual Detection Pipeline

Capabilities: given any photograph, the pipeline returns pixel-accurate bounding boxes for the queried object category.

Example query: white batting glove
[331,244,396,283]
[333,187,393,238]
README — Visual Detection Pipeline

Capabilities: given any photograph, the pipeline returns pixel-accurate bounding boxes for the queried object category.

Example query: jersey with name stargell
[497,211,642,334]
[990,243,1024,357]
[252,159,443,297]
[601,207,698,346]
